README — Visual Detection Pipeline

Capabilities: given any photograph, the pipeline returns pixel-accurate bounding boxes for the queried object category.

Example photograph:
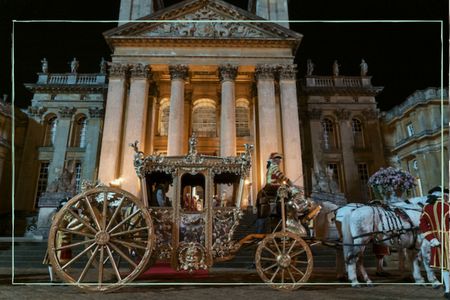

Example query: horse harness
[351,204,419,249]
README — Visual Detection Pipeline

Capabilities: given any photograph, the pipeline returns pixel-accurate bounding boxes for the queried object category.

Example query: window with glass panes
[357,163,370,200]
[35,162,49,207]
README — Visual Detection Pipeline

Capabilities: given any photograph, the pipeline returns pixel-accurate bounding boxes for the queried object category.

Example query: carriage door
[177,171,210,270]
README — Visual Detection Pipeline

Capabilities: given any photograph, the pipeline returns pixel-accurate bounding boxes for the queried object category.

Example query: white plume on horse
[314,197,439,287]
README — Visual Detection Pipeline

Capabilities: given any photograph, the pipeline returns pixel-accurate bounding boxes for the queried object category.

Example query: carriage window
[145,171,173,207]
[181,173,205,212]
[213,172,241,208]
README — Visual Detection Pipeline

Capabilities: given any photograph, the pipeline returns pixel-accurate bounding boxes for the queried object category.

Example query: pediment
[105,0,302,44]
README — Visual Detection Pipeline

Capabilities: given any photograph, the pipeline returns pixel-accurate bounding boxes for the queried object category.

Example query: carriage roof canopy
[130,135,253,179]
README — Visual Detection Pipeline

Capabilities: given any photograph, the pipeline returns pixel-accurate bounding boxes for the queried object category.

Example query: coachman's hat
[269,152,283,160]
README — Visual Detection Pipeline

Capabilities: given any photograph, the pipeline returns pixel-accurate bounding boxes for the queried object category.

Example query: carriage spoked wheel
[255,231,313,291]
[48,186,154,292]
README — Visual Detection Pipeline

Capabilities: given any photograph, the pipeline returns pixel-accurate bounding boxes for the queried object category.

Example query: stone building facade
[98,0,303,205]
[382,87,449,194]
[24,66,107,234]
[0,95,38,235]
[299,73,385,202]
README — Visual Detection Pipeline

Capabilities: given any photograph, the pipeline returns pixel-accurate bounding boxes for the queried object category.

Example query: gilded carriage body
[47,136,316,292]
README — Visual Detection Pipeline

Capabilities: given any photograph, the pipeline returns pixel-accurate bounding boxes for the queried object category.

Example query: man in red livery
[420,186,450,299]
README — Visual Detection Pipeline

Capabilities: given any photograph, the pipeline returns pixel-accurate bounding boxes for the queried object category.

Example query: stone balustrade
[38,73,106,85]
[304,75,372,88]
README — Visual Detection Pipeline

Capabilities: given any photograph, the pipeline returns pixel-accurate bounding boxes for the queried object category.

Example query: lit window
[406,123,415,137]
[322,118,337,150]
[192,99,216,137]
[352,118,364,148]
[236,98,250,137]
[158,99,170,136]
[44,115,57,146]
[70,115,87,147]
[357,163,370,201]
[74,162,82,192]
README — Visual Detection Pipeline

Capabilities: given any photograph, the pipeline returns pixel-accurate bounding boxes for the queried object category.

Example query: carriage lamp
[110,178,123,187]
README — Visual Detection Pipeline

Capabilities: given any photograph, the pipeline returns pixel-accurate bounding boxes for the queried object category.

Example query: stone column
[255,64,279,183]
[219,64,238,156]
[335,109,358,201]
[98,63,128,185]
[279,64,304,186]
[120,64,151,196]
[81,107,104,181]
[167,65,188,156]
[47,107,75,184]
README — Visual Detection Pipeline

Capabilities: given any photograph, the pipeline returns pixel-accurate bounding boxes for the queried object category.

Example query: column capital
[334,108,351,121]
[307,108,322,120]
[58,106,76,118]
[279,64,297,80]
[255,64,277,80]
[169,64,189,80]
[27,106,47,119]
[108,63,129,78]
[219,64,238,82]
[130,63,152,79]
[88,107,105,118]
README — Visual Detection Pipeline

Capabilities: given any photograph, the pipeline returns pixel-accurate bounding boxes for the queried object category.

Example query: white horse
[314,198,439,287]
[342,196,439,287]
[314,201,387,280]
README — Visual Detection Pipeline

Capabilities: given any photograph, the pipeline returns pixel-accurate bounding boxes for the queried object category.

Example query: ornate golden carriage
[47,136,314,292]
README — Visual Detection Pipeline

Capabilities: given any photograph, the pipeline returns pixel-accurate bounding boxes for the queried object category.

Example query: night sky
[1,0,448,111]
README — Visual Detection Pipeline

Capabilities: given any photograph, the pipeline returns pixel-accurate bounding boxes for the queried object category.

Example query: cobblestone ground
[0,268,446,300]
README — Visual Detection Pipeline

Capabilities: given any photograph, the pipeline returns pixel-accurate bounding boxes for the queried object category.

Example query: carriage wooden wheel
[255,231,313,291]
[48,186,154,292]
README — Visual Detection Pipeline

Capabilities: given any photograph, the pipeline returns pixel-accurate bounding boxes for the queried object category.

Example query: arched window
[192,99,217,137]
[351,118,364,148]
[70,114,87,147]
[236,98,250,137]
[43,114,57,146]
[321,118,337,150]
[158,98,170,136]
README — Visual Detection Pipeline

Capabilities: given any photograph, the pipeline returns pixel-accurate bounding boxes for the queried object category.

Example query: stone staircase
[0,210,377,274]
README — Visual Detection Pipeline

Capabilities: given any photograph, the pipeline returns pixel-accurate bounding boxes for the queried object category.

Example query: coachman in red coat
[419,187,450,298]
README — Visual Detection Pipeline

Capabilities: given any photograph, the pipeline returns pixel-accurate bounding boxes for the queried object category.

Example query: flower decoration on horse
[368,167,416,203]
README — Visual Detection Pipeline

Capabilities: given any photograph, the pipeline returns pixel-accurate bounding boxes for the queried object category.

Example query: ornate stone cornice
[308,108,322,120]
[88,107,105,118]
[334,109,351,120]
[58,106,76,118]
[130,64,151,79]
[109,63,129,78]
[279,64,297,80]
[255,64,277,80]
[219,64,238,82]
[169,65,189,80]
[27,106,47,118]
